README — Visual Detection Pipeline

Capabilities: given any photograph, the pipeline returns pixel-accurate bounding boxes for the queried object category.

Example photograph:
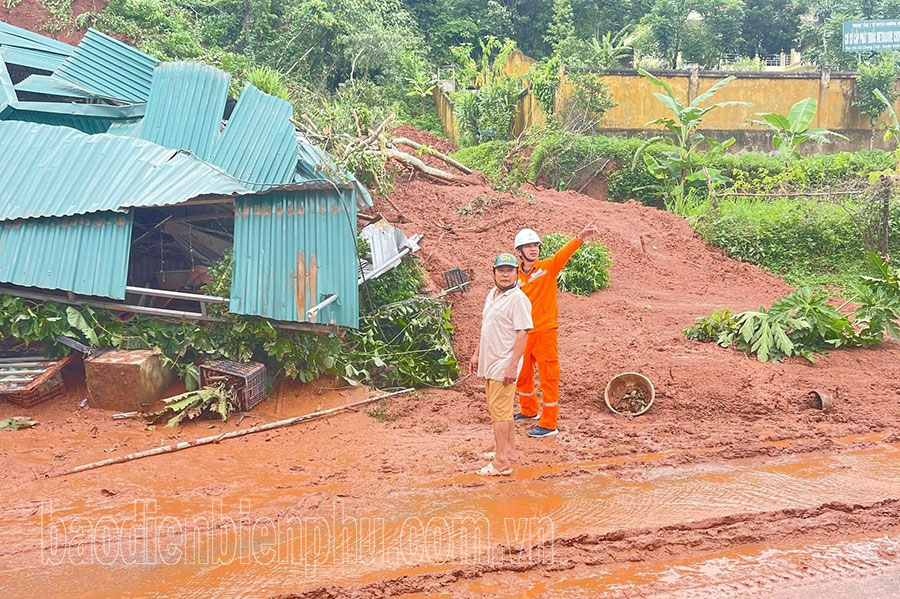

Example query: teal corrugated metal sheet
[3,99,144,118]
[0,22,74,54]
[213,84,297,190]
[5,110,112,133]
[15,74,97,98]
[0,121,250,220]
[230,189,359,327]
[106,118,143,136]
[0,46,67,72]
[55,29,157,102]
[0,57,13,108]
[140,62,229,161]
[0,211,132,298]
[295,137,374,207]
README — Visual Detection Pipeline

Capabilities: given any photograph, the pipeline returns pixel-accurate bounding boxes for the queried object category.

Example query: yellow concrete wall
[435,68,900,147]
[554,71,900,131]
[514,90,547,136]
[433,84,459,146]
[505,49,536,79]
[593,74,692,129]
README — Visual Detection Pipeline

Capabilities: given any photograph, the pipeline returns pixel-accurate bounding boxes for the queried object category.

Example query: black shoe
[514,412,540,421]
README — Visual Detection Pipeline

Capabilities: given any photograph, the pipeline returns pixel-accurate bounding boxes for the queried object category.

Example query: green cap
[493,253,519,268]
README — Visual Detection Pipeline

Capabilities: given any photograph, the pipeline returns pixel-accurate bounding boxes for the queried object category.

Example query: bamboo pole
[48,388,414,479]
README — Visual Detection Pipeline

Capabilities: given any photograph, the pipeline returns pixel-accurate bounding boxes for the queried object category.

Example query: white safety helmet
[514,228,542,249]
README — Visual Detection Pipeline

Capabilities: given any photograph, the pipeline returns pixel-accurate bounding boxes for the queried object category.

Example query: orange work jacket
[517,238,583,331]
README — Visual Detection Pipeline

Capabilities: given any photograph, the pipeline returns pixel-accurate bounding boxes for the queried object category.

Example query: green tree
[854,54,899,148]
[798,1,864,70]
[642,0,692,68]
[545,0,579,56]
[739,0,803,57]
[681,0,745,69]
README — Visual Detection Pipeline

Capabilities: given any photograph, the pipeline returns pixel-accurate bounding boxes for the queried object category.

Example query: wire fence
[709,175,896,258]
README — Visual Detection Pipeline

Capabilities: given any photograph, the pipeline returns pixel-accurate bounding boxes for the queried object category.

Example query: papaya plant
[750,98,847,161]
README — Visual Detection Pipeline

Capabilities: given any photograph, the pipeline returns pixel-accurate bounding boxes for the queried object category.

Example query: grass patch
[451,141,514,182]
[694,198,870,290]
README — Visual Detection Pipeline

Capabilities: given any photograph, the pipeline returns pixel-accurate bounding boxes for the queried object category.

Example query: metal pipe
[357,246,412,285]
[125,286,230,304]
[306,294,338,320]
[0,287,338,333]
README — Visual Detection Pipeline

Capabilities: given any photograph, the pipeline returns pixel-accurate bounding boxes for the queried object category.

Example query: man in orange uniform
[514,225,599,438]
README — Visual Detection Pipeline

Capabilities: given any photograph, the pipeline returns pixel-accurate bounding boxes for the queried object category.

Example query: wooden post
[881,175,892,260]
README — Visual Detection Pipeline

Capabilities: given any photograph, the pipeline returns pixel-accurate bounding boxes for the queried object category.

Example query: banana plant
[632,69,750,214]
[406,69,437,113]
[588,28,636,70]
[874,88,900,170]
[749,98,847,161]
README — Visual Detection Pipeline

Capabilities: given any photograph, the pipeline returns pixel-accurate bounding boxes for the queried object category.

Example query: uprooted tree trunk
[291,115,469,184]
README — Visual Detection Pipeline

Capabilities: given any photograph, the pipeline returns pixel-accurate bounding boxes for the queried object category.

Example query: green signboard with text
[843,19,900,52]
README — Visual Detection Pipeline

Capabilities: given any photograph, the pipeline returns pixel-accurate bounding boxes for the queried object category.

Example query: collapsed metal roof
[53,29,157,102]
[0,21,374,328]
[0,121,250,220]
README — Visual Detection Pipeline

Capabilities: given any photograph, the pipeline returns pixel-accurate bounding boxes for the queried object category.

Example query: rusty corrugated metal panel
[0,121,249,221]
[0,211,132,298]
[212,84,297,190]
[230,189,359,327]
[55,29,157,102]
[139,62,230,161]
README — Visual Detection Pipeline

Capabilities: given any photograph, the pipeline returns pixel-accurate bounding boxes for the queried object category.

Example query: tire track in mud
[274,499,900,599]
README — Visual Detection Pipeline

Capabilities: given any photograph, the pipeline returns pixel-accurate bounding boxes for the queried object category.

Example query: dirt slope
[379,128,900,461]
[1,2,98,46]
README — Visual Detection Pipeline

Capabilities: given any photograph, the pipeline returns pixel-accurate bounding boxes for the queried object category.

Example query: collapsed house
[0,22,412,330]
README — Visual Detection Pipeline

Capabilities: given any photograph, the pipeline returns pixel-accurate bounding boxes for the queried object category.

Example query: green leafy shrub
[563,70,617,131]
[528,56,561,116]
[539,233,612,295]
[453,79,524,146]
[360,257,424,311]
[684,255,900,363]
[351,299,458,388]
[354,249,459,387]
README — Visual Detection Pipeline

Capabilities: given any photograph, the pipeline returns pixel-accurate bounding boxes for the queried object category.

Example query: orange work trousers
[515,329,561,430]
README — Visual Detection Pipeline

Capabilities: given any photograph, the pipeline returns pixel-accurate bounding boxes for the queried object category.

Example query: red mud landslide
[2,126,900,598]
[1,0,102,46]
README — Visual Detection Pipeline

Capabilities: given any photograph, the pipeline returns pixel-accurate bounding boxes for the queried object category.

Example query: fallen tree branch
[392,137,472,174]
[368,148,458,182]
[47,388,414,478]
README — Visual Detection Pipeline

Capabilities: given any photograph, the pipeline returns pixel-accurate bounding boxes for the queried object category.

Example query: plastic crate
[199,360,266,412]
[0,355,70,408]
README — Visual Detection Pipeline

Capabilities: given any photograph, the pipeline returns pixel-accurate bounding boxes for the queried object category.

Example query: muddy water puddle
[2,444,900,598]
[462,533,900,598]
